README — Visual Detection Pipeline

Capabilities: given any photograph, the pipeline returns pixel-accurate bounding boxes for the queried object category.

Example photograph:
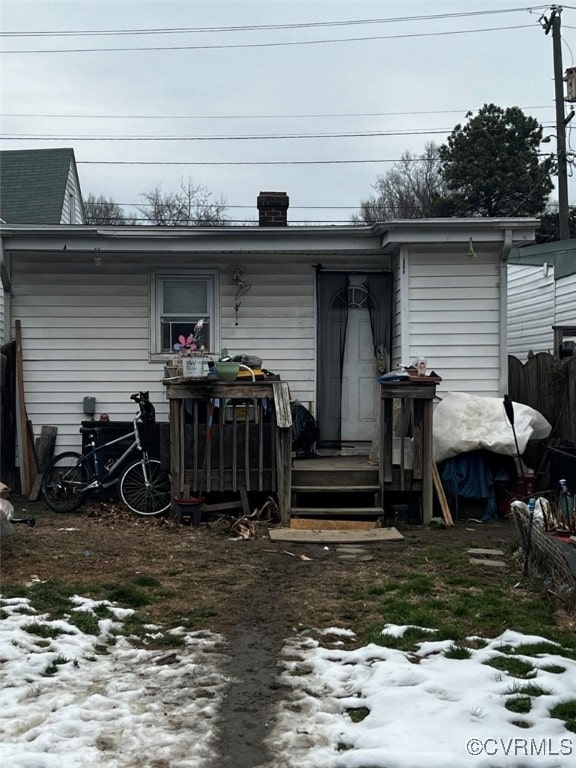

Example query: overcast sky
[1,0,575,224]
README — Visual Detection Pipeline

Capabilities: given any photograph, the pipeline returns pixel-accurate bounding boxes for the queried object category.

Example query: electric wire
[0,7,543,37]
[0,24,537,54]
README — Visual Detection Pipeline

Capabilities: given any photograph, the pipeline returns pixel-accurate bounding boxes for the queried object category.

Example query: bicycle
[41,393,171,517]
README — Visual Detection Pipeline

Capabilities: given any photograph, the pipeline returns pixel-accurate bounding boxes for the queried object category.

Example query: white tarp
[433,392,552,463]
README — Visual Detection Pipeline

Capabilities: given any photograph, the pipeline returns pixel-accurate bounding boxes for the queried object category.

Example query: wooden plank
[15,320,36,497]
[272,381,292,428]
[35,425,58,472]
[467,548,505,557]
[432,461,454,527]
[269,527,405,544]
[28,473,43,502]
[291,507,384,516]
[469,558,507,568]
[290,518,379,530]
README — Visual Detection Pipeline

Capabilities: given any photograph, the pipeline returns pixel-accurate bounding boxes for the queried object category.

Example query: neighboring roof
[509,238,576,279]
[0,148,82,224]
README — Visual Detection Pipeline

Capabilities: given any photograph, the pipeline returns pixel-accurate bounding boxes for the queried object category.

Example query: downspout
[499,229,513,395]
[0,233,11,345]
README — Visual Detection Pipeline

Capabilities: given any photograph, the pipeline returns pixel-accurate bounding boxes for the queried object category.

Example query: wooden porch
[164,378,436,526]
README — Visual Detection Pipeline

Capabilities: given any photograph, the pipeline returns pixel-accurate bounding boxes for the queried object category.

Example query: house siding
[407,248,502,396]
[507,264,555,359]
[11,253,318,453]
[555,272,576,327]
[60,165,85,224]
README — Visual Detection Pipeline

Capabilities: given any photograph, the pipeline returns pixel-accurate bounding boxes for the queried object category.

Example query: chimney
[257,191,289,226]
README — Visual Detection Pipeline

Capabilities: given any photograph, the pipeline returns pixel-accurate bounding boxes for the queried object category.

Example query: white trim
[399,245,410,365]
[149,268,220,360]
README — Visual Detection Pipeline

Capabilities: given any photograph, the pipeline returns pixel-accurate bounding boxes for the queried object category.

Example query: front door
[316,270,391,450]
[341,280,379,444]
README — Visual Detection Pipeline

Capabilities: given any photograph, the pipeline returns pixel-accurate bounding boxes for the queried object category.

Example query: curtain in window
[316,270,349,448]
[366,272,393,372]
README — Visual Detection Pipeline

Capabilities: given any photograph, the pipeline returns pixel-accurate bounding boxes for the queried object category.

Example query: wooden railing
[164,380,292,524]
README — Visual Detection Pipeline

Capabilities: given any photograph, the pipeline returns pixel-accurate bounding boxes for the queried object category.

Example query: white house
[0,193,537,455]
[508,238,576,360]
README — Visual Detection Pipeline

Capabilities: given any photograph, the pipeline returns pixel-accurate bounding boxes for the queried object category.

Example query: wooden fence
[508,353,576,480]
[508,353,576,443]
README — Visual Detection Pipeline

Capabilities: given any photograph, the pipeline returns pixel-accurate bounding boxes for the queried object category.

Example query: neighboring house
[508,239,576,360]
[0,147,85,342]
[0,148,85,226]
[0,193,537,455]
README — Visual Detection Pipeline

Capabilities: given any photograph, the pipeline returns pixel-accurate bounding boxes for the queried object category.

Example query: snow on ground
[2,594,576,768]
[0,595,228,767]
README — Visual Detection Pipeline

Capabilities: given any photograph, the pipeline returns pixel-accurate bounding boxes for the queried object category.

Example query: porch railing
[164,380,292,524]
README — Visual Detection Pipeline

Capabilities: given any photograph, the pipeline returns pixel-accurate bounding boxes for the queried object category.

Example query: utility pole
[541,5,572,240]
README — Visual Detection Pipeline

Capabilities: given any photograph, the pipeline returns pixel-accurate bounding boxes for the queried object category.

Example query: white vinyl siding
[555,273,576,327]
[60,164,84,224]
[11,253,316,453]
[407,248,502,396]
[507,264,555,359]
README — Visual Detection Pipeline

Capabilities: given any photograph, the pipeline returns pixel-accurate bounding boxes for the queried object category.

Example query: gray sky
[1,0,575,223]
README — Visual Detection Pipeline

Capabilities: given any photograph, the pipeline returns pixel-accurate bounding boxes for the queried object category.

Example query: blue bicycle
[41,393,171,516]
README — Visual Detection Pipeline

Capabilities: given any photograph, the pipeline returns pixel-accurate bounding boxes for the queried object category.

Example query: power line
[0,106,555,120]
[0,8,541,37]
[75,159,425,166]
[0,24,536,54]
[0,128,459,141]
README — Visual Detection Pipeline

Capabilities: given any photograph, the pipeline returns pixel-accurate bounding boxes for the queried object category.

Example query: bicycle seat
[79,426,99,435]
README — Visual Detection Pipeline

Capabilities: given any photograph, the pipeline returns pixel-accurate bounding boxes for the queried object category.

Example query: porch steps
[291,506,384,517]
[290,458,383,526]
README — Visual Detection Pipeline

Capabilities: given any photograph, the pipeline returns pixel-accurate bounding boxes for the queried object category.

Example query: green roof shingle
[0,148,78,224]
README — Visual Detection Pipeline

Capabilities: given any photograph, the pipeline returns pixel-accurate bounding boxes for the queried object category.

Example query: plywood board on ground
[269,527,404,544]
[290,519,379,530]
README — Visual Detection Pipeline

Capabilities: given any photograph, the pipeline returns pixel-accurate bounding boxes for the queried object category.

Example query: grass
[23,621,70,639]
[347,707,370,723]
[549,700,576,733]
[444,643,472,659]
[505,681,551,697]
[505,696,532,714]
[43,655,70,676]
[483,656,537,679]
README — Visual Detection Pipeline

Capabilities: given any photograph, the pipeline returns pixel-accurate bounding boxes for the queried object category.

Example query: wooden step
[291,470,379,487]
[291,506,384,517]
[292,485,380,493]
[290,518,380,530]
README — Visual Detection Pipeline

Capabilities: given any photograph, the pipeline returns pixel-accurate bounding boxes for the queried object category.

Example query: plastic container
[182,356,211,378]
[214,361,240,382]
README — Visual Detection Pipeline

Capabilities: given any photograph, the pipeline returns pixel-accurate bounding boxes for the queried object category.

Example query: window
[151,271,219,356]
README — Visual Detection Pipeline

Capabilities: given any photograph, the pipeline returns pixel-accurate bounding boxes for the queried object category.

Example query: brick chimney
[257,191,289,226]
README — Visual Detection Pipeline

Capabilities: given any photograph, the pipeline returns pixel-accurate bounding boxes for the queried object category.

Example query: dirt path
[209,550,288,768]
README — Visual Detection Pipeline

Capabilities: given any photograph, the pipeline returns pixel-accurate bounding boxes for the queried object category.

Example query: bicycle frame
[81,418,145,490]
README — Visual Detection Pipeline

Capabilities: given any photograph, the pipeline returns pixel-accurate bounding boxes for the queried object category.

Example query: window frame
[149,269,220,360]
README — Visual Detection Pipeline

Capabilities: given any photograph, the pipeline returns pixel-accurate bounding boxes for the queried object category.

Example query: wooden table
[379,381,437,524]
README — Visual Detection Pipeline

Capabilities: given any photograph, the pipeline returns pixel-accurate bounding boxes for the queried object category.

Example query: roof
[509,238,576,279]
[0,148,81,224]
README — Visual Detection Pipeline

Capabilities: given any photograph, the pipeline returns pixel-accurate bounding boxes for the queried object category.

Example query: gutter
[0,233,11,345]
[499,229,514,396]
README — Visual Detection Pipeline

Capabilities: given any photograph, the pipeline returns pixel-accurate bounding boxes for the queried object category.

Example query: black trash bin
[548,441,576,492]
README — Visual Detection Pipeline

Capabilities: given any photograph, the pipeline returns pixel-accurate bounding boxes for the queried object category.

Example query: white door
[341,282,379,444]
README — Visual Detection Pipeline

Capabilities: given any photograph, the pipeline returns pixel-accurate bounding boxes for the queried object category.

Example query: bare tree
[352,143,447,223]
[139,178,228,226]
[84,194,134,225]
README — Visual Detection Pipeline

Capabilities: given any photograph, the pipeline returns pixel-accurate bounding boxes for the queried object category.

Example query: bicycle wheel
[41,452,88,513]
[119,458,171,516]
